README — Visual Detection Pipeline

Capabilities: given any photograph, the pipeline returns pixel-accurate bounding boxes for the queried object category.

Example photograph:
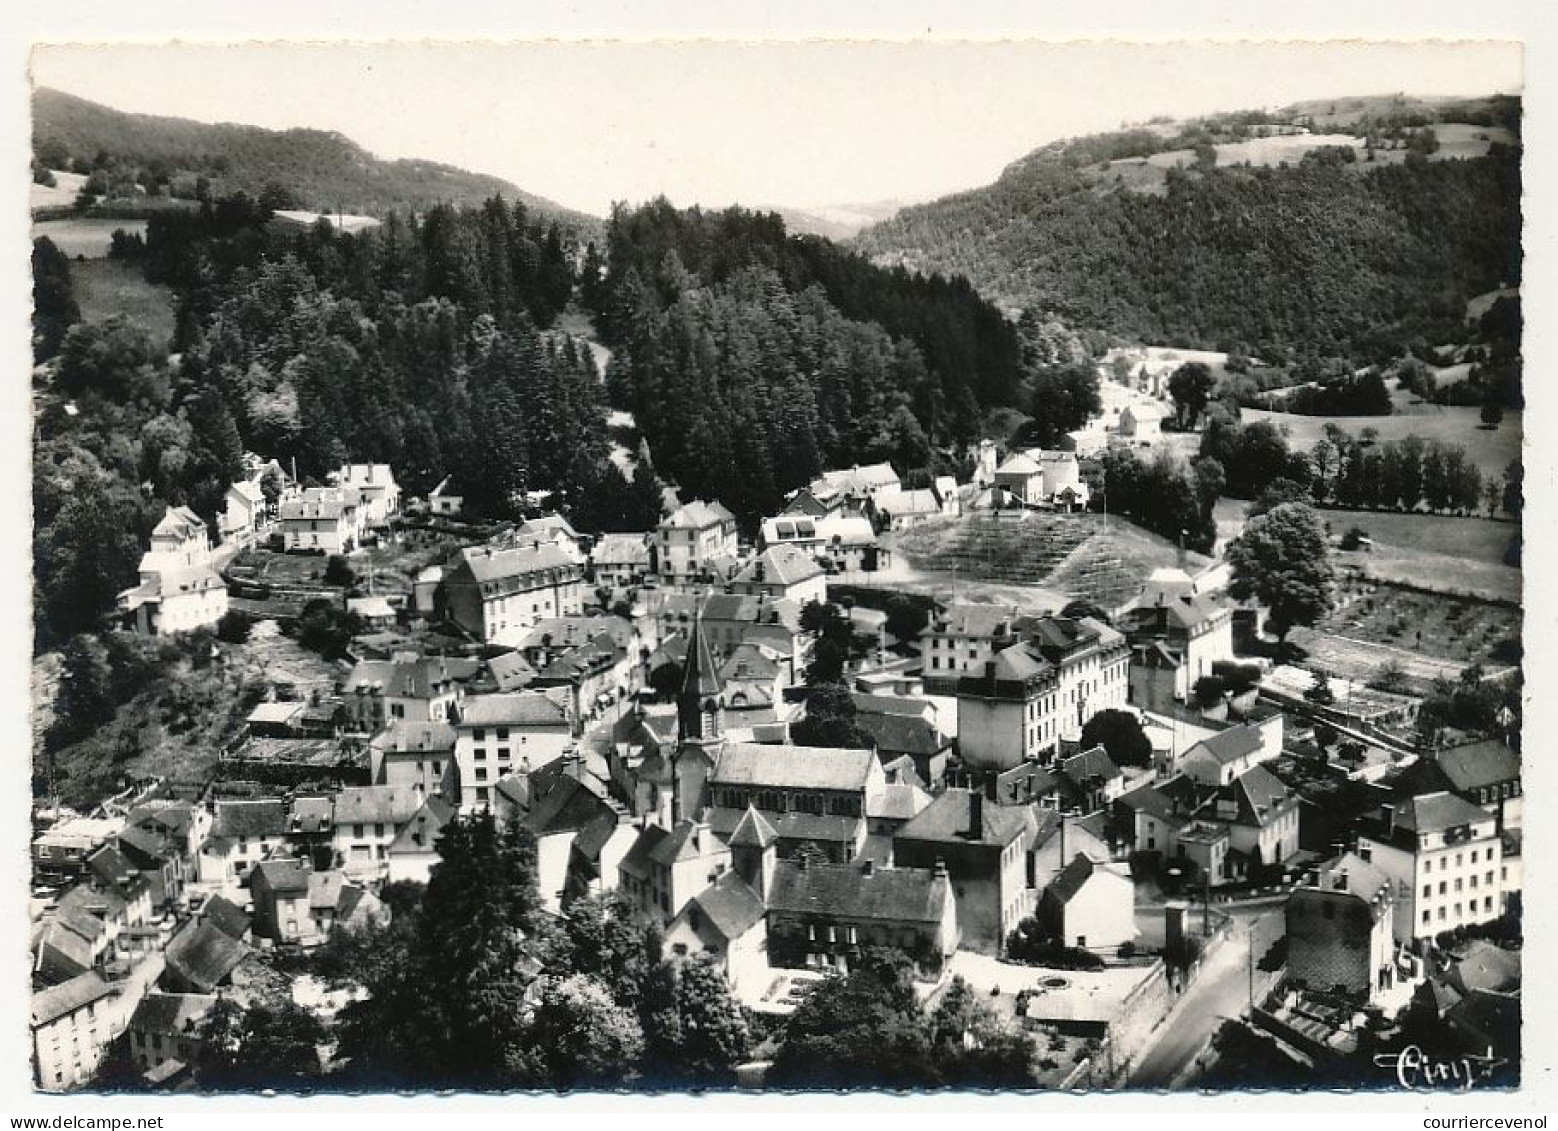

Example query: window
[353,824,365,839]
[498,748,510,761]
[1422,885,1431,899]
[476,768,488,782]
[374,823,385,838]
[476,787,490,801]
[473,728,486,742]
[497,727,510,740]
[475,749,487,761]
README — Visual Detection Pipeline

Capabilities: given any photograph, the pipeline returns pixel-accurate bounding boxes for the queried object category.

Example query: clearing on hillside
[1242,403,1521,481]
[71,258,177,345]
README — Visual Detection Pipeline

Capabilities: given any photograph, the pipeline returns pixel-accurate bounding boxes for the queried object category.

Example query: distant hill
[32,88,598,231]
[854,93,1522,361]
[768,200,909,240]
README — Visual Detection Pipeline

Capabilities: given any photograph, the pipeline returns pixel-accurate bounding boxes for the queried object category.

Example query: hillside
[855,94,1522,362]
[32,88,598,231]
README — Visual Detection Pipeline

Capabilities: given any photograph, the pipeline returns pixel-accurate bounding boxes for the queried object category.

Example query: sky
[30,40,1524,219]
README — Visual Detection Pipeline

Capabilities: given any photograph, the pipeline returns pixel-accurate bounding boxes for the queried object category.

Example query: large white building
[656,500,740,587]
[442,540,586,647]
[117,506,229,636]
[1357,791,1509,946]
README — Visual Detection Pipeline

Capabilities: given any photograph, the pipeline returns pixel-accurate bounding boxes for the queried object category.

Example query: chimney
[1382,804,1396,835]
[1177,530,1187,571]
[1358,843,1372,863]
[933,857,948,880]
[861,859,875,877]
[970,789,984,835]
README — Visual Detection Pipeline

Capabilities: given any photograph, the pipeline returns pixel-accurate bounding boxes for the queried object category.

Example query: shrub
[216,610,252,644]
[324,555,356,587]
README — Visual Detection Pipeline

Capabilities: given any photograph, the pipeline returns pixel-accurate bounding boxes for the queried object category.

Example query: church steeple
[678,611,724,743]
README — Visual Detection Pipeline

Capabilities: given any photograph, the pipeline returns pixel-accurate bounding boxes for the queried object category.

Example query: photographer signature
[1374,1045,1507,1091]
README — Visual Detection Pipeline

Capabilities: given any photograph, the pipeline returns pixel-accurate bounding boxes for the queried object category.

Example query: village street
[1127,906,1279,1088]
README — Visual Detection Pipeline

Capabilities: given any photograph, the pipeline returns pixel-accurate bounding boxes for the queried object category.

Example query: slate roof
[343,656,477,699]
[485,650,539,692]
[200,895,250,941]
[894,789,1041,849]
[854,712,948,758]
[733,546,825,589]
[524,771,614,837]
[869,782,932,822]
[1047,854,1097,904]
[767,860,949,924]
[663,499,736,529]
[1187,724,1265,767]
[164,921,247,992]
[332,785,424,828]
[129,992,216,1039]
[1301,852,1395,922]
[711,743,876,792]
[995,452,1041,476]
[211,799,288,840]
[681,871,766,942]
[252,859,311,893]
[1389,791,1494,835]
[32,972,114,1028]
[729,805,779,849]
[592,532,652,567]
[1228,765,1297,827]
[288,795,334,835]
[389,796,455,855]
[372,719,458,754]
[930,602,1022,639]
[1436,742,1521,793]
[451,541,578,585]
[1448,941,1521,996]
[1061,745,1122,787]
[458,692,570,728]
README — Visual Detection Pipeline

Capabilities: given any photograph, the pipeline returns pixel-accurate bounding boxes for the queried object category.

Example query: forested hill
[32,88,596,229]
[855,94,1522,363]
[587,200,1048,524]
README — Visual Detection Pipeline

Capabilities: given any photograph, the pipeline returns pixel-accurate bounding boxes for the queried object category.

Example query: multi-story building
[728,545,828,606]
[1357,791,1507,946]
[334,463,401,527]
[442,540,586,647]
[765,857,958,977]
[452,692,574,812]
[277,487,362,554]
[590,532,653,590]
[339,654,476,732]
[368,719,459,800]
[1286,852,1398,1004]
[892,787,1050,953]
[1121,572,1236,712]
[954,614,1128,769]
[32,972,118,1091]
[656,499,740,587]
[920,603,1024,685]
[956,643,1060,771]
[617,818,732,926]
[331,785,425,881]
[117,505,229,636]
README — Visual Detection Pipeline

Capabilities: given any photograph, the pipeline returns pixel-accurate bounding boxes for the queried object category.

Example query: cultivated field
[71,258,177,345]
[1288,578,1520,690]
[880,511,1209,610]
[33,217,148,259]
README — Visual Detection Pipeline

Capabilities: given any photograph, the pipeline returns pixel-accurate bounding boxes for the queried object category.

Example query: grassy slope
[1241,403,1522,481]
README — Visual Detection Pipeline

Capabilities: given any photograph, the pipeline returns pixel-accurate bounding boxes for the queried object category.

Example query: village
[28,350,1523,1093]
